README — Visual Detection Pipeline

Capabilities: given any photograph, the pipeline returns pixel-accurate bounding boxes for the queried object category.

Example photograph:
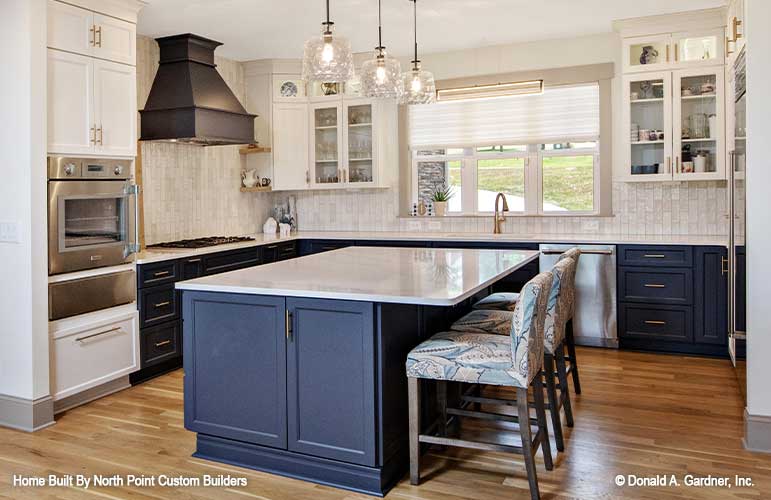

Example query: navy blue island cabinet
[182,291,442,496]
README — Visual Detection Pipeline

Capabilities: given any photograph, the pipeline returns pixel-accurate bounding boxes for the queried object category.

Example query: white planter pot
[433,201,448,216]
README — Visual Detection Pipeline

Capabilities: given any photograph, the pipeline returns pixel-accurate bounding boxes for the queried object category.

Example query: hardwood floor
[1,348,768,500]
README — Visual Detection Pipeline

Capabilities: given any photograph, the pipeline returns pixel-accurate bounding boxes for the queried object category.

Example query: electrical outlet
[0,222,20,243]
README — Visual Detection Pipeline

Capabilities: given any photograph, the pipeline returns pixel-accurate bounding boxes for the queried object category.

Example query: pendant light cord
[323,0,333,33]
[376,0,384,52]
[412,0,419,69]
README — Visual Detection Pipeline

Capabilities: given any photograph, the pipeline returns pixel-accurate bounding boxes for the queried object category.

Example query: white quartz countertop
[176,247,539,306]
[136,231,728,264]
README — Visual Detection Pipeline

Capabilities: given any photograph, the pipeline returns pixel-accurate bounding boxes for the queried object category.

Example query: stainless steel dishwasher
[540,244,618,348]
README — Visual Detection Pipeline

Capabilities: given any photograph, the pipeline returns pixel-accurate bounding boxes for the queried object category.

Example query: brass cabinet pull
[97,126,103,145]
[733,17,742,40]
[666,156,671,173]
[267,245,278,249]
[90,126,96,145]
[95,25,102,47]
[285,310,293,341]
[187,258,201,263]
[674,43,679,62]
[644,320,667,325]
[726,36,734,56]
[666,44,670,62]
[155,340,172,347]
[644,284,666,288]
[675,156,681,173]
[90,25,96,46]
[643,254,666,258]
[76,327,122,342]
[153,271,170,277]
[722,256,729,276]
[154,301,171,308]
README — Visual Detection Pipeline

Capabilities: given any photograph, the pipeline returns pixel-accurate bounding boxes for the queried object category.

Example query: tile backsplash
[275,181,728,236]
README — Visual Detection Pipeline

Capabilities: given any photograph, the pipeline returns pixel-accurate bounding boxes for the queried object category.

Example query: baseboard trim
[54,376,130,414]
[744,409,771,453]
[0,394,55,432]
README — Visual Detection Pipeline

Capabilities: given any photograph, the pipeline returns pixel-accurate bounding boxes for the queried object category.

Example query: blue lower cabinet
[299,240,354,256]
[183,291,287,448]
[619,303,693,343]
[694,247,728,345]
[735,246,746,333]
[286,298,376,466]
[618,267,693,305]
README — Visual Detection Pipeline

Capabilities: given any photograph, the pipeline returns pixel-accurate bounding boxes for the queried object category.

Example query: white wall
[745,0,771,419]
[0,0,49,401]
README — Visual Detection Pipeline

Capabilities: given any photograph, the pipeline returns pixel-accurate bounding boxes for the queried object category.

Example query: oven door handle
[127,184,141,255]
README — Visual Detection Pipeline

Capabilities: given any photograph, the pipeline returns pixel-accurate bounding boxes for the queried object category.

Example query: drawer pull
[266,245,278,249]
[153,271,170,277]
[75,327,123,342]
[643,254,666,258]
[155,340,172,347]
[644,284,666,288]
[644,320,667,325]
[187,258,201,263]
[153,301,171,308]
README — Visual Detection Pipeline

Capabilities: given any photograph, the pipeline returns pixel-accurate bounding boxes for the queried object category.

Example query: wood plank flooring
[1,348,769,500]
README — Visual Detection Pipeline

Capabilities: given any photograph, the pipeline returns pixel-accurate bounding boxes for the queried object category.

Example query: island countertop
[176,246,538,306]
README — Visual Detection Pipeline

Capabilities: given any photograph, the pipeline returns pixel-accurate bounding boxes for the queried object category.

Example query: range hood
[140,34,255,146]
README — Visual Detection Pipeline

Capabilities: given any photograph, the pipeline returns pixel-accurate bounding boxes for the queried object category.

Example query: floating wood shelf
[239,146,272,155]
[240,186,272,193]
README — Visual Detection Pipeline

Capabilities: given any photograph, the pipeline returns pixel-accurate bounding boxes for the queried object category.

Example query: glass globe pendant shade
[402,65,436,104]
[302,24,355,83]
[360,48,403,99]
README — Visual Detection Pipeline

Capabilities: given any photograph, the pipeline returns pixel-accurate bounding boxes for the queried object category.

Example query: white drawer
[51,310,139,400]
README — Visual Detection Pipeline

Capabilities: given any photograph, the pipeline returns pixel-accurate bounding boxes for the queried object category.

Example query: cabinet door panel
[694,247,728,345]
[93,14,136,65]
[94,59,136,157]
[287,298,376,466]
[184,292,287,448]
[47,0,94,56]
[47,50,94,155]
[273,103,309,190]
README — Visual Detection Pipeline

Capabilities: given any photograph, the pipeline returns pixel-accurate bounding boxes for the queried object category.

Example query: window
[409,83,601,216]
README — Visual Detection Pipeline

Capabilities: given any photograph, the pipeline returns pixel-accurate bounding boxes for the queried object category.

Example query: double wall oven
[48,157,140,320]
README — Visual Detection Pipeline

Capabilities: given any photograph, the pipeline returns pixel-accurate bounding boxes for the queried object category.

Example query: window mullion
[523,149,540,215]
[461,157,475,214]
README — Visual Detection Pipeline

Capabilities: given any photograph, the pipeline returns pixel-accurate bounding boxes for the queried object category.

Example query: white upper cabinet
[93,13,136,66]
[47,50,95,155]
[94,60,137,156]
[272,103,310,191]
[47,0,94,56]
[47,0,136,65]
[726,0,746,62]
[623,30,724,73]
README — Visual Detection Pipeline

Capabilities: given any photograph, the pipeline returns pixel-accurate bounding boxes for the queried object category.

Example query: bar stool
[558,248,582,395]
[451,257,577,452]
[469,248,583,396]
[406,272,554,500]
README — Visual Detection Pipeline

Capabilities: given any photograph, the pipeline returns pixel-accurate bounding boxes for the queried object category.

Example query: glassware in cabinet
[625,72,673,180]
[312,105,343,185]
[345,102,374,184]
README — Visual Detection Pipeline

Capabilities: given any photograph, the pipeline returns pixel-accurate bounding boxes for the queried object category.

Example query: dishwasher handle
[541,249,614,256]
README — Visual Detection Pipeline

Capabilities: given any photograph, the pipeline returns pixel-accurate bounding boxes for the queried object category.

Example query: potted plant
[431,186,454,216]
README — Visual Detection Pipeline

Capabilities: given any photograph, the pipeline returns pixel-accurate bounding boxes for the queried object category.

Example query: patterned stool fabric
[407,272,553,389]
[472,292,520,311]
[543,257,576,354]
[450,309,514,336]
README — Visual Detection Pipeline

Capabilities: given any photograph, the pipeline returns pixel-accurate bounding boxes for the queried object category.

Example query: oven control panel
[48,157,133,180]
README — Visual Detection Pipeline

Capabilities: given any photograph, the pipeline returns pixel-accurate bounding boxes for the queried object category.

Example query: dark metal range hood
[140,34,256,146]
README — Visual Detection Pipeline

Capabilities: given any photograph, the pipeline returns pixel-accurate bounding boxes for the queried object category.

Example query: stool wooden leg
[436,380,447,450]
[565,319,582,395]
[408,377,421,485]
[532,374,554,472]
[556,343,574,428]
[517,387,541,500]
[543,352,564,452]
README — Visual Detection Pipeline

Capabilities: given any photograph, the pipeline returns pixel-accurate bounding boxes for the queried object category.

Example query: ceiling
[138,0,727,61]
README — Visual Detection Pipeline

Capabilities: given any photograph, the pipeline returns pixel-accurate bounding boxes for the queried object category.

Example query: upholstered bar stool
[469,248,583,395]
[451,257,577,452]
[406,272,554,500]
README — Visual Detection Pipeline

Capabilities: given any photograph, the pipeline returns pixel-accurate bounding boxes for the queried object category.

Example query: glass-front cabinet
[310,104,343,185]
[623,29,724,73]
[622,67,725,182]
[309,99,378,187]
[672,68,724,180]
[624,72,673,181]
[344,101,375,185]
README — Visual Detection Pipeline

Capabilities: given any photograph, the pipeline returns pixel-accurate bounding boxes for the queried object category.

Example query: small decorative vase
[433,201,447,217]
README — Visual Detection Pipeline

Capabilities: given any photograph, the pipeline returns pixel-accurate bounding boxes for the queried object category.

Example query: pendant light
[401,0,435,104]
[360,0,403,99]
[302,0,355,83]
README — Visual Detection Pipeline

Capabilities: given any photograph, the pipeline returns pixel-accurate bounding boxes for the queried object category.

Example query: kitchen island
[177,246,538,496]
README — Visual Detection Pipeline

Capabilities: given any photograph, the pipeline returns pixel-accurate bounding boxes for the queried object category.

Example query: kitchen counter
[179,246,536,495]
[176,246,538,306]
[137,231,728,264]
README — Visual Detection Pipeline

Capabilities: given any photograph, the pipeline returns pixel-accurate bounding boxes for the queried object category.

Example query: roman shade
[408,83,600,148]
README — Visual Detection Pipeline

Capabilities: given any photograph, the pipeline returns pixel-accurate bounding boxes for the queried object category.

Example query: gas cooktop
[147,236,256,249]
